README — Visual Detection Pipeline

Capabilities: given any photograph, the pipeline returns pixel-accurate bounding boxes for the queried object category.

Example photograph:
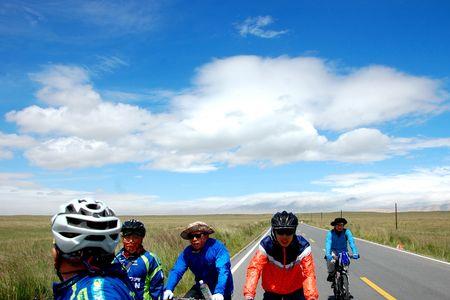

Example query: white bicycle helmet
[51,199,121,254]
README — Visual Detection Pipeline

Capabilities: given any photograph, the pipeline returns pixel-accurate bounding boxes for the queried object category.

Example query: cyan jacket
[165,238,233,296]
[325,229,359,257]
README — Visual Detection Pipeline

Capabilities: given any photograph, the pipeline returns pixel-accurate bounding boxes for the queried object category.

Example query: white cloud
[1,167,449,214]
[5,56,449,171]
[236,16,288,38]
[24,137,147,169]
[7,103,153,141]
[0,172,38,188]
[29,65,101,110]
[315,66,446,130]
[0,131,36,159]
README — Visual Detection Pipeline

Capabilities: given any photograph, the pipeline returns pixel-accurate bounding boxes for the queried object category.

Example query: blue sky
[1,0,450,214]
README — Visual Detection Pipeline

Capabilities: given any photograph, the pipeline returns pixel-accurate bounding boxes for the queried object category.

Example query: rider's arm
[325,230,332,258]
[213,242,231,295]
[345,230,358,256]
[165,250,188,292]
[243,245,268,299]
[300,244,319,300]
[145,253,164,300]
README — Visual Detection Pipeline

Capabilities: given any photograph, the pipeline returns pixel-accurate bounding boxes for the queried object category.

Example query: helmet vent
[60,232,80,238]
[86,203,99,210]
[85,235,105,241]
[110,234,118,240]
[66,204,76,213]
[87,220,118,230]
[67,217,82,225]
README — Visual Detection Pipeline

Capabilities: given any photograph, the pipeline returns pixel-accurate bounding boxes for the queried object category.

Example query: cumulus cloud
[1,167,449,214]
[29,65,101,110]
[0,132,36,159]
[236,15,288,38]
[24,137,146,169]
[5,56,450,171]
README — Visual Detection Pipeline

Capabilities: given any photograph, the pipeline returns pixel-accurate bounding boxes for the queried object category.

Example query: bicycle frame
[332,252,351,300]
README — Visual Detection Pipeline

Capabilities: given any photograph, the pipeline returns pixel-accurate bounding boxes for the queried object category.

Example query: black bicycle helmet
[121,219,146,237]
[271,211,298,229]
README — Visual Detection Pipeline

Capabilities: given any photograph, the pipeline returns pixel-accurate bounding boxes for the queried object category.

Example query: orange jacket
[243,235,318,300]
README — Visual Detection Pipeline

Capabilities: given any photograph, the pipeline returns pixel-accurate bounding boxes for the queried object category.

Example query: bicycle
[331,251,356,300]
[172,280,213,300]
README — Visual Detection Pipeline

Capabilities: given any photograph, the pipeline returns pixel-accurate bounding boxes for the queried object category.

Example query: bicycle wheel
[340,273,350,300]
[333,274,340,299]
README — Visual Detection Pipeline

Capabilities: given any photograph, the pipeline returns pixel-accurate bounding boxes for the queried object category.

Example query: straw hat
[180,221,215,240]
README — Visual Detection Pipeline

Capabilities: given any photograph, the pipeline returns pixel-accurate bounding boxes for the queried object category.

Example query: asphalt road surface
[230,225,450,300]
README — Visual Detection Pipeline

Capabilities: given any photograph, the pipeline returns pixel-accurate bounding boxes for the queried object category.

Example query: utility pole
[340,210,343,218]
[395,203,398,230]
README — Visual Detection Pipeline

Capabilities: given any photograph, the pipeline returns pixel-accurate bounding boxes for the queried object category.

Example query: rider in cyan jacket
[325,217,359,282]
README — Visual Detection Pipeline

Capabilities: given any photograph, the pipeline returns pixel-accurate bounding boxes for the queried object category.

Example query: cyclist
[51,198,135,300]
[163,221,233,300]
[325,217,359,282]
[244,211,319,300]
[114,219,164,300]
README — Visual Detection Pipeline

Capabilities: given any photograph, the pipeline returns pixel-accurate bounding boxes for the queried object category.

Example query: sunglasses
[275,228,295,236]
[188,233,204,239]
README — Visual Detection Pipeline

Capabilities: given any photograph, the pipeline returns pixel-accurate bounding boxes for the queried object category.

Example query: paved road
[230,225,450,300]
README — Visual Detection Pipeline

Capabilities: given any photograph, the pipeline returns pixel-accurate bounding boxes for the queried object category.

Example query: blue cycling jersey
[53,266,136,300]
[114,248,164,300]
[165,238,233,297]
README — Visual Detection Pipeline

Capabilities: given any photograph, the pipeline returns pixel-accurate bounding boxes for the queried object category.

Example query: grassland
[299,211,450,262]
[0,214,270,300]
[1,211,448,299]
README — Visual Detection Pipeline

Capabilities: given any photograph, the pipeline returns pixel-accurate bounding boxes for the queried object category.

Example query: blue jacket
[165,238,233,296]
[325,229,358,257]
[53,264,135,300]
[114,248,164,300]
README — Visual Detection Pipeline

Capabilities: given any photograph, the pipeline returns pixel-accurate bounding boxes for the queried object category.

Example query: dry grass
[0,215,269,300]
[299,211,450,262]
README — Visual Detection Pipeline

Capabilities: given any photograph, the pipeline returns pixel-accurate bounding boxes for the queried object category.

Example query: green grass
[0,215,270,300]
[299,211,450,262]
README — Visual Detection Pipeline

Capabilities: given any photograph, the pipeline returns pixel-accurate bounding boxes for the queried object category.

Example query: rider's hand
[163,290,174,300]
[212,294,224,300]
[352,254,360,259]
[326,254,333,261]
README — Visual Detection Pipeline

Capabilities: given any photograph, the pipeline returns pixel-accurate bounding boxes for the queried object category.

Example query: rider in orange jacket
[243,211,319,300]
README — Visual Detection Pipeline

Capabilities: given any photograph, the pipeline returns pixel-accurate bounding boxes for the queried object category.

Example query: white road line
[231,228,271,274]
[302,223,450,266]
